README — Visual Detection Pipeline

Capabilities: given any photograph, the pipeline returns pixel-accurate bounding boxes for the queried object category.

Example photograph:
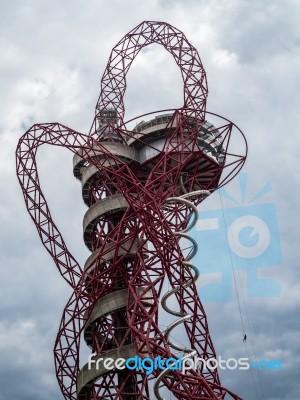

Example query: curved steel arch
[94,20,208,128]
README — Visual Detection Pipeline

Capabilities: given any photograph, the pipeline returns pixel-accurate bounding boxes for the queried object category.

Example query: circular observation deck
[124,112,227,193]
[127,113,226,166]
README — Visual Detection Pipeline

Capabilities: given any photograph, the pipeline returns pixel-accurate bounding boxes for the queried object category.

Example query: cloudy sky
[1,0,300,399]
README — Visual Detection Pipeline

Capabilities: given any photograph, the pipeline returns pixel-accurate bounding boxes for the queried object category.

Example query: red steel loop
[94,20,208,129]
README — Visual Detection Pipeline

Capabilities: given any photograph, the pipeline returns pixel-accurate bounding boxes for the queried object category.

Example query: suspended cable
[231,238,266,400]
[218,193,246,335]
[219,191,261,400]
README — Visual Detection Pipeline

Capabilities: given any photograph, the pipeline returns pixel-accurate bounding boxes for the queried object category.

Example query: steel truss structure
[16,21,247,400]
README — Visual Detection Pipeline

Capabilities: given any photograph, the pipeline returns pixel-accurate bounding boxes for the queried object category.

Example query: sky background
[1,0,300,399]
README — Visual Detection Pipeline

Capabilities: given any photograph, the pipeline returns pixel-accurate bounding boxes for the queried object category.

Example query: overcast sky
[1,0,300,399]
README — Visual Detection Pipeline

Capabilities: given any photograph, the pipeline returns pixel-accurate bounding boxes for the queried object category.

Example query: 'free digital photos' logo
[191,173,283,301]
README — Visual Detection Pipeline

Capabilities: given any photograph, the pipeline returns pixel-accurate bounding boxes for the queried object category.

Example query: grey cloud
[1,0,299,399]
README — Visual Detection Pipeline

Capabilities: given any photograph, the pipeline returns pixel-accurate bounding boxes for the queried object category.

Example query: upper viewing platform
[126,112,226,165]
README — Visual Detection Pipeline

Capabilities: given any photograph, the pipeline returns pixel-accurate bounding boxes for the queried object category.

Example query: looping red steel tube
[16,21,247,400]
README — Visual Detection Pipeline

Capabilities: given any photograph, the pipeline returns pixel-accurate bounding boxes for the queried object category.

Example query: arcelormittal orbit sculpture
[16,21,247,400]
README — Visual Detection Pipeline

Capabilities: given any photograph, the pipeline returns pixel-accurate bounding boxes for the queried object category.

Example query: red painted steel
[16,21,247,399]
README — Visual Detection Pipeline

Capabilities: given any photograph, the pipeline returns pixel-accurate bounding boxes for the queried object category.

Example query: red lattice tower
[16,21,247,400]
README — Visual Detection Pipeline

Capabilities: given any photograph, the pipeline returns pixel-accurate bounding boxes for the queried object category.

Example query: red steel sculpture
[16,21,247,400]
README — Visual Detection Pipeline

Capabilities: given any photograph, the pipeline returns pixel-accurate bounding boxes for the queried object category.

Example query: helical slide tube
[154,190,210,400]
